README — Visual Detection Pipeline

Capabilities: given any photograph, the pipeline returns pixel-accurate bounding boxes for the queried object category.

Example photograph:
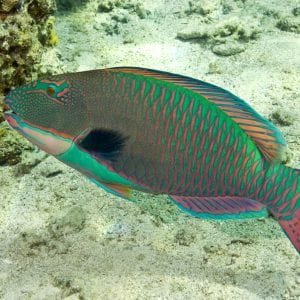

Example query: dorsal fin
[107,67,286,162]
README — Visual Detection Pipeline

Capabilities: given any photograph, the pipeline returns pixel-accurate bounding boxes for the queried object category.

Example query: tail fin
[262,164,300,253]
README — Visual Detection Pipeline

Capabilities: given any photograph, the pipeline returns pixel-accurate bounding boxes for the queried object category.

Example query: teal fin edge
[87,177,135,202]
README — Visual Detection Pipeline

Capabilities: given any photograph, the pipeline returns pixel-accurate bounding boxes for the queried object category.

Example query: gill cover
[5,76,89,138]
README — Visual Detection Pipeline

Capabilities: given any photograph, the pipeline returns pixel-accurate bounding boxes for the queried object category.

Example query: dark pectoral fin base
[77,128,127,162]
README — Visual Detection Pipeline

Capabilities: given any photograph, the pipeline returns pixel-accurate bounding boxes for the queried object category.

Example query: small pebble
[212,41,246,56]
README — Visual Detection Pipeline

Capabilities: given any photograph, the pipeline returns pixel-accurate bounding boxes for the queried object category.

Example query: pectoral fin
[76,128,128,162]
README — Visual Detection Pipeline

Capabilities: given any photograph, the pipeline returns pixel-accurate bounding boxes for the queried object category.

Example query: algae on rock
[56,0,89,11]
[0,0,60,122]
[177,16,261,56]
[277,15,300,34]
[0,123,34,165]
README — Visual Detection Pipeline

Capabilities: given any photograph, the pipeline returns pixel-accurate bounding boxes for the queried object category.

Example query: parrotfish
[4,67,299,252]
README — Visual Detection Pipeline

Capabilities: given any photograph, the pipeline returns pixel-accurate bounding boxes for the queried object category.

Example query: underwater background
[0,0,299,299]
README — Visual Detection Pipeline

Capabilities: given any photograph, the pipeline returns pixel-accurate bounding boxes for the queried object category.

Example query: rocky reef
[56,0,88,11]
[0,0,60,121]
[0,123,34,165]
[177,0,299,56]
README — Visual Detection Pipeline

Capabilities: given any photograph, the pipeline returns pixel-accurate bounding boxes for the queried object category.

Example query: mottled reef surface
[0,0,299,299]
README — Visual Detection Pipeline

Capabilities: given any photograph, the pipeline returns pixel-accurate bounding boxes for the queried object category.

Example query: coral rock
[0,0,20,13]
[0,0,61,122]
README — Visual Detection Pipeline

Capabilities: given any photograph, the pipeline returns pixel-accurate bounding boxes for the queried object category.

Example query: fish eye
[46,85,56,97]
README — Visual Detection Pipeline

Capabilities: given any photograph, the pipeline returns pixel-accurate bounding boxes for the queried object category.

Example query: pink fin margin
[169,195,268,220]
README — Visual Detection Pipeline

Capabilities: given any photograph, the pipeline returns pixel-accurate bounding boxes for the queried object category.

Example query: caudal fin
[263,165,300,253]
[278,210,300,253]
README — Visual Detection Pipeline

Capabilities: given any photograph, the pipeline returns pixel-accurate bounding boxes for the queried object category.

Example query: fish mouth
[3,108,15,117]
[3,102,18,126]
[4,108,25,134]
[3,97,15,117]
[3,103,38,140]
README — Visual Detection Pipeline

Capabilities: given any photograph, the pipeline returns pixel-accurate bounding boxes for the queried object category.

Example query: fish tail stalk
[260,164,300,252]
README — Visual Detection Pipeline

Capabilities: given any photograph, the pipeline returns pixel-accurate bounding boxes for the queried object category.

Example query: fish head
[4,75,90,156]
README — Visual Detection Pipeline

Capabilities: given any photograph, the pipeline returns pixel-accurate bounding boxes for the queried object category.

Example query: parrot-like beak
[3,93,15,117]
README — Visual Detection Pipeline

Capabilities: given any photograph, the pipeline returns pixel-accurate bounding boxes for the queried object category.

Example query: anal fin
[169,195,268,220]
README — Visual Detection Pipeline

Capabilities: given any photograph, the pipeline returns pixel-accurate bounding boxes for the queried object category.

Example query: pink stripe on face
[5,115,72,156]
[23,127,72,155]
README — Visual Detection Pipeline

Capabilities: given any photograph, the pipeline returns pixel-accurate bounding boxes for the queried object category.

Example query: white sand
[0,0,299,299]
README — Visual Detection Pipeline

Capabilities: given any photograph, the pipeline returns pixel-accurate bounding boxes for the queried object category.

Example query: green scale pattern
[91,72,265,197]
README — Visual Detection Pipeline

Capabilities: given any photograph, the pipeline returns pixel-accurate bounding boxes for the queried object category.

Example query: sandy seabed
[0,0,299,299]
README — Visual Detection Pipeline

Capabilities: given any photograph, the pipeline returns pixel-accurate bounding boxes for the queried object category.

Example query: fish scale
[4,66,299,253]
[96,72,262,197]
